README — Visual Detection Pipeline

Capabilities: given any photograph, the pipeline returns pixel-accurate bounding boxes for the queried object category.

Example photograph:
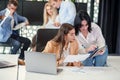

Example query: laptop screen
[0,60,16,68]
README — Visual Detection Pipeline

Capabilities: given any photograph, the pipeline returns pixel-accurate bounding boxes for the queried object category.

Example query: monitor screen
[75,3,87,12]
[22,1,47,25]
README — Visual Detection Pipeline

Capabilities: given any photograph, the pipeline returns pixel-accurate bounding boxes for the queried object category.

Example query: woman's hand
[57,57,65,66]
[97,49,105,55]
[86,45,97,52]
[54,22,61,27]
[73,61,83,67]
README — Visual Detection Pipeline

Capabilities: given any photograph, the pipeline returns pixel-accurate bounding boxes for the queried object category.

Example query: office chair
[36,29,58,52]
[0,42,12,54]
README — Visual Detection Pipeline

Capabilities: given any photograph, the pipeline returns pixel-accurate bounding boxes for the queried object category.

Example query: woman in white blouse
[74,11,108,66]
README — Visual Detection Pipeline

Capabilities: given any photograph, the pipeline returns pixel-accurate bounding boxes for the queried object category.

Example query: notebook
[0,60,16,68]
[25,51,62,75]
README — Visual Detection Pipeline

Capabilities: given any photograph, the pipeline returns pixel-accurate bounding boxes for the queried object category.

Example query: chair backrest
[0,42,12,54]
[0,43,11,47]
[36,29,58,52]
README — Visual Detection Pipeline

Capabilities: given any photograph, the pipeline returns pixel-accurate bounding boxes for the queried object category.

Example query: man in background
[0,0,31,65]
[49,0,76,26]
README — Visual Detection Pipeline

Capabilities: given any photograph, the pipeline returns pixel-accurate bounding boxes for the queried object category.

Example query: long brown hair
[53,23,74,58]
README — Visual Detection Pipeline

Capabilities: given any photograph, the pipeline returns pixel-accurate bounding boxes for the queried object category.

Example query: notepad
[88,46,106,58]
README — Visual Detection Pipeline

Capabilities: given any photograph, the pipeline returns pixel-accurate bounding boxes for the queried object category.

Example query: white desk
[0,54,120,80]
[0,54,18,80]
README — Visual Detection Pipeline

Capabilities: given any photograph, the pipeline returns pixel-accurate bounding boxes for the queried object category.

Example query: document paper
[64,54,90,63]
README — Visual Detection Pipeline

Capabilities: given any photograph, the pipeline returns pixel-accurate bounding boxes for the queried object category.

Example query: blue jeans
[82,46,108,66]
[6,36,31,60]
[5,38,21,54]
[13,36,31,60]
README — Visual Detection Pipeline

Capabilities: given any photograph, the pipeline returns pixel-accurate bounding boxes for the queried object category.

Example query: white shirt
[45,17,60,29]
[57,1,76,25]
[77,23,106,53]
[62,42,70,66]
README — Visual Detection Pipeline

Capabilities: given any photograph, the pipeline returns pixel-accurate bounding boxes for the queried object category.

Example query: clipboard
[88,46,106,58]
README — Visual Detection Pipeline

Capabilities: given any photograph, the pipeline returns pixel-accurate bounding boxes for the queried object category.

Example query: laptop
[25,51,60,75]
[0,60,16,68]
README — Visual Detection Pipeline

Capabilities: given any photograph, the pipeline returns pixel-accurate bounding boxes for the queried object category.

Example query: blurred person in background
[0,0,31,65]
[49,0,76,27]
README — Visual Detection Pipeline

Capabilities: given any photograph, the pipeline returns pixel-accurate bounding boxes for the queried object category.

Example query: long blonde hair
[43,2,57,26]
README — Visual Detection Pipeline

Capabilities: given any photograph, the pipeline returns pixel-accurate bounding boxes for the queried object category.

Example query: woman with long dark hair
[74,11,108,66]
